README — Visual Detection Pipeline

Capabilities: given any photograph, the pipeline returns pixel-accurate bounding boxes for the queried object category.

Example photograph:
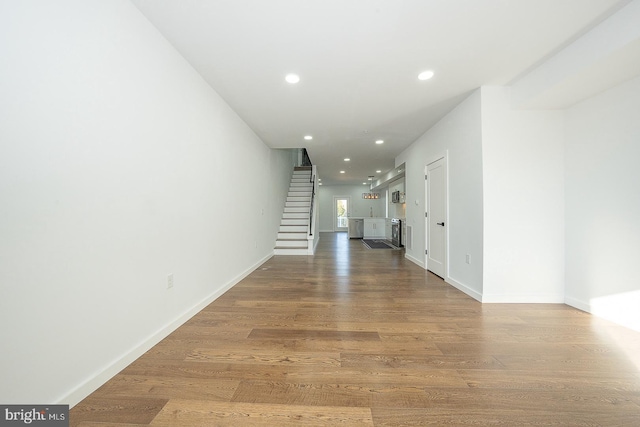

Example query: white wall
[396,90,484,299]
[388,179,406,219]
[480,87,565,302]
[0,0,291,405]
[564,75,640,331]
[318,185,387,232]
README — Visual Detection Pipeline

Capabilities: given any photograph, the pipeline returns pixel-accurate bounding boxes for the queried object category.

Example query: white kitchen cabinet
[364,218,386,239]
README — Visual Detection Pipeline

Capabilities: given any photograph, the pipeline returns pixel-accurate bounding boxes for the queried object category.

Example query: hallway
[71,232,640,426]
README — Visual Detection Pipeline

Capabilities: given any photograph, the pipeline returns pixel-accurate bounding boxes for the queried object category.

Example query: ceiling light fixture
[418,70,434,81]
[363,176,380,199]
[375,140,384,145]
[376,170,381,173]
[285,73,300,84]
[340,171,345,174]
[304,135,313,140]
[344,158,350,162]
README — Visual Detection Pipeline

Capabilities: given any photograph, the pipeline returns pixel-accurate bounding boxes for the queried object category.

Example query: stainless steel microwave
[391,190,400,203]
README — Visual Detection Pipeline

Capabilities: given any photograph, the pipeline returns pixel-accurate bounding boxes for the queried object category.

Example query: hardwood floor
[70,232,640,426]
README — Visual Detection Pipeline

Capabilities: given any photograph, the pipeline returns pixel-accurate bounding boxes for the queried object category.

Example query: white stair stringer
[275,167,314,255]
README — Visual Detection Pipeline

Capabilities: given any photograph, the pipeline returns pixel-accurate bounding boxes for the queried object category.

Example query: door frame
[333,196,351,232]
[425,153,449,278]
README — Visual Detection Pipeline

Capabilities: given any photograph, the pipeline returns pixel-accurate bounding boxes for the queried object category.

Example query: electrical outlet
[167,273,174,289]
[465,254,471,264]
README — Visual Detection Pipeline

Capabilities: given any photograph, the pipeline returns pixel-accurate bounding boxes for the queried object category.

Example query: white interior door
[334,196,350,232]
[426,158,446,278]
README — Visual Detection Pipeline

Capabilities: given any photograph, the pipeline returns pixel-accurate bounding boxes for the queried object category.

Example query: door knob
[437,222,445,226]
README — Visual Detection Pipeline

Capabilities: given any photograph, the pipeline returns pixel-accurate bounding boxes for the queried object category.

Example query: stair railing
[309,172,315,236]
[301,148,312,167]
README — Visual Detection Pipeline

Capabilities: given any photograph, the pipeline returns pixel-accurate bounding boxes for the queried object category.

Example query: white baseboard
[311,233,321,254]
[62,252,274,407]
[481,293,565,303]
[564,296,590,312]
[405,253,424,268]
[445,276,482,302]
[565,294,640,332]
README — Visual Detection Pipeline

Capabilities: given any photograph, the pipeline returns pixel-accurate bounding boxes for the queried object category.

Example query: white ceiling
[131,0,629,185]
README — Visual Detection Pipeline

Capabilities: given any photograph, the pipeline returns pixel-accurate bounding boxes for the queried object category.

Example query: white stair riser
[279,225,308,232]
[283,213,308,219]
[278,232,308,239]
[285,202,310,208]
[276,240,309,248]
[287,197,311,202]
[288,192,312,197]
[284,207,310,213]
[274,248,310,256]
[281,219,308,226]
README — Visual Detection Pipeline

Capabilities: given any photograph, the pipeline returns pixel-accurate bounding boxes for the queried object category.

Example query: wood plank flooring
[70,232,640,426]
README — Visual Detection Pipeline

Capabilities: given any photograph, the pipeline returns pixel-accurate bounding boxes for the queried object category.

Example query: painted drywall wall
[388,179,406,219]
[396,90,484,299]
[318,185,388,232]
[0,0,291,405]
[564,75,640,332]
[480,87,565,302]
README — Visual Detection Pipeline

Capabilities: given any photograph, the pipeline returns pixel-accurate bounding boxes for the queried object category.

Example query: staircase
[274,167,313,255]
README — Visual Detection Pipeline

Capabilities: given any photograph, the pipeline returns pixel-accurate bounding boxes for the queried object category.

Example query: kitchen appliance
[391,218,402,247]
[348,218,364,239]
[391,191,400,203]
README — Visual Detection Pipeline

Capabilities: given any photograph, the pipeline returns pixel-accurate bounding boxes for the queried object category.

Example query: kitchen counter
[348,217,388,239]
[347,217,387,219]
[363,218,385,239]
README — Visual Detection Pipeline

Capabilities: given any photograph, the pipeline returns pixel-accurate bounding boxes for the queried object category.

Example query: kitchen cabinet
[364,218,386,239]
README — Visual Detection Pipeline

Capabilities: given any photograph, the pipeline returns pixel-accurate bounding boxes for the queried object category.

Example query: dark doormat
[362,239,397,249]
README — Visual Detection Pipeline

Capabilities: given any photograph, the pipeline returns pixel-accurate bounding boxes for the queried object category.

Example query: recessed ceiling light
[318,178,321,181]
[418,70,434,80]
[376,170,381,173]
[363,182,367,185]
[340,171,345,174]
[368,177,373,181]
[344,158,350,162]
[304,135,312,140]
[375,140,384,145]
[285,73,300,84]
[319,182,322,186]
